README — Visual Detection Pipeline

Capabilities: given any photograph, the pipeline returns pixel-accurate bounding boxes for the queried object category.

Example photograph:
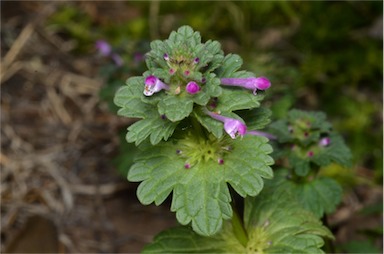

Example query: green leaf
[268,119,292,142]
[144,172,333,253]
[312,134,353,168]
[128,135,273,236]
[216,53,243,78]
[177,25,194,37]
[288,109,332,131]
[142,224,243,253]
[244,182,334,253]
[114,76,151,118]
[158,96,194,122]
[271,170,343,218]
[238,107,272,131]
[204,73,222,97]
[126,111,178,145]
[193,110,223,139]
[290,177,343,218]
[216,88,264,112]
[289,154,311,176]
[195,40,224,73]
[171,176,232,235]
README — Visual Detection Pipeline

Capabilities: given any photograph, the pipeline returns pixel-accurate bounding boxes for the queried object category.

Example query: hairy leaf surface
[128,135,273,236]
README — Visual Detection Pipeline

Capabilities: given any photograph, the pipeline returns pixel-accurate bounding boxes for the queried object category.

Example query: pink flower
[206,111,247,139]
[95,40,124,66]
[144,76,170,96]
[220,77,271,95]
[186,81,201,94]
[95,40,112,56]
[319,137,331,147]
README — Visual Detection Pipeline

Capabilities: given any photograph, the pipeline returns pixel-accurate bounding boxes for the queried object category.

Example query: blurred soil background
[1,1,382,253]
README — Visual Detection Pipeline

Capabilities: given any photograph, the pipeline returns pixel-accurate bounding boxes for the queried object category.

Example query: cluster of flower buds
[142,74,271,97]
[143,67,272,139]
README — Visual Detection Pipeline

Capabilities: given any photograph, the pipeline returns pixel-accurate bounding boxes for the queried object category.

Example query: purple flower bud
[184,163,191,169]
[319,137,331,147]
[193,57,199,64]
[164,53,169,61]
[176,149,182,155]
[201,77,206,83]
[206,111,247,139]
[307,151,314,157]
[169,69,175,75]
[246,130,276,140]
[186,81,201,94]
[218,158,224,165]
[184,70,190,76]
[144,75,170,96]
[220,77,271,95]
[95,40,112,56]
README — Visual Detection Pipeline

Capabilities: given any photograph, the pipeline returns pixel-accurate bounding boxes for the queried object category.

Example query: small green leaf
[271,170,343,218]
[225,136,274,197]
[216,53,243,78]
[196,40,224,73]
[291,177,343,218]
[177,25,195,39]
[289,155,311,176]
[204,73,222,97]
[158,96,194,122]
[238,107,272,130]
[216,88,264,112]
[171,177,232,235]
[168,30,184,44]
[193,110,223,138]
[288,109,332,131]
[268,119,292,142]
[313,134,353,168]
[126,112,178,146]
[114,76,151,118]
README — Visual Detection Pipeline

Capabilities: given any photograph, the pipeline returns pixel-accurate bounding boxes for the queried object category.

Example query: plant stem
[231,202,249,247]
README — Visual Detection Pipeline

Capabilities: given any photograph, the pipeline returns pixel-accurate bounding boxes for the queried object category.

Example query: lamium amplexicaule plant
[113,26,352,253]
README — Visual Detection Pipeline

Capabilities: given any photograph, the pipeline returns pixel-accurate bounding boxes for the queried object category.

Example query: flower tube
[220,77,271,95]
[144,75,170,96]
[206,111,247,139]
